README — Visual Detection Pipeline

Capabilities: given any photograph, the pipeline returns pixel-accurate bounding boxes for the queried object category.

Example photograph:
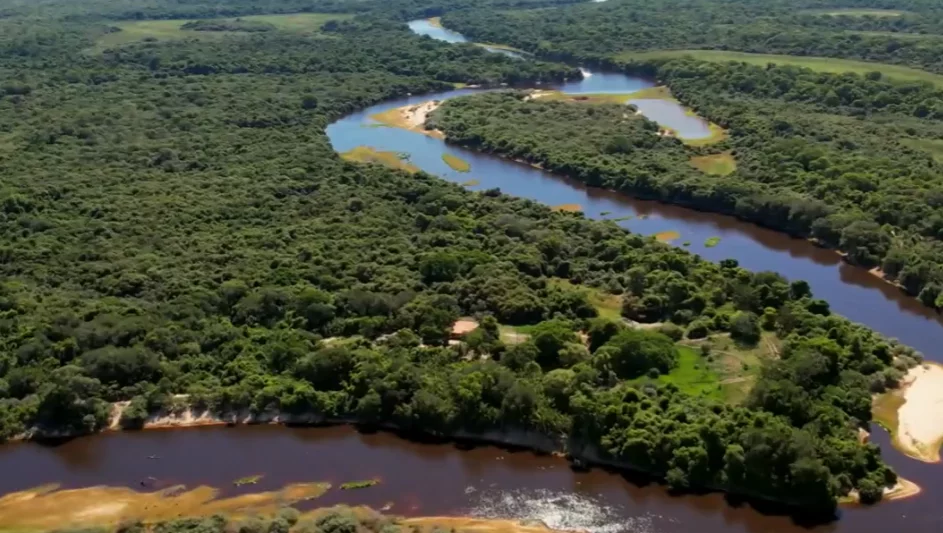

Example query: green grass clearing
[690,152,737,175]
[902,138,943,163]
[442,153,471,172]
[91,13,351,51]
[341,146,419,174]
[616,49,943,87]
[532,91,632,105]
[802,8,907,17]
[678,332,780,403]
[548,278,622,321]
[653,345,725,400]
[625,85,676,101]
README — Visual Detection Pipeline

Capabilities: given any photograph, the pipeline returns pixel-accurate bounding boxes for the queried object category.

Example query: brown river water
[0,424,940,533]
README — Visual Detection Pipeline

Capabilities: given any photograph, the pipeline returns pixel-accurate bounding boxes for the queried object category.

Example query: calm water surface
[628,98,713,139]
[0,425,940,533]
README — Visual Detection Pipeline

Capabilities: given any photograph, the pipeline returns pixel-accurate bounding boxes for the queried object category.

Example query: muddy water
[0,425,941,533]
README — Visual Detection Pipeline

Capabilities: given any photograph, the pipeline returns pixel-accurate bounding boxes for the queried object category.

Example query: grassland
[625,85,675,100]
[617,50,943,87]
[340,146,419,174]
[442,153,471,172]
[548,278,622,320]
[531,91,632,104]
[668,332,781,403]
[802,8,907,17]
[689,152,737,175]
[91,13,352,51]
[902,138,943,163]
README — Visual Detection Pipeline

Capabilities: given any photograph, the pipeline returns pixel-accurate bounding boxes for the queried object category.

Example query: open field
[92,13,352,51]
[548,278,622,320]
[690,152,737,175]
[529,90,632,104]
[340,146,419,174]
[902,138,943,163]
[801,8,907,17]
[675,332,780,403]
[616,49,943,87]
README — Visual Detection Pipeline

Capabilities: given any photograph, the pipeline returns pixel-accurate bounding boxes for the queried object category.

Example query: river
[0,424,940,533]
[329,19,943,360]
[2,18,943,533]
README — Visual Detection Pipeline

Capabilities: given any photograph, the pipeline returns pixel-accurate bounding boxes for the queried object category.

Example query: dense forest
[429,59,943,303]
[0,0,931,514]
[441,0,943,72]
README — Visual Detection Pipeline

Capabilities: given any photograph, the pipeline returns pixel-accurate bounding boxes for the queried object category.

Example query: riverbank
[370,100,445,138]
[874,363,943,463]
[15,402,920,510]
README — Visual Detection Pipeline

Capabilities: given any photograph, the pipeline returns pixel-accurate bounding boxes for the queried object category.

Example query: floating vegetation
[340,479,381,490]
[654,230,680,242]
[683,241,691,246]
[234,475,263,486]
[461,179,481,187]
[341,146,420,174]
[600,211,611,216]
[610,215,633,222]
[705,236,721,247]
[442,153,471,172]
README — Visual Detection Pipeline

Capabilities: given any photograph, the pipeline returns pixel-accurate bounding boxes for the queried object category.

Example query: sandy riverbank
[876,363,943,463]
[370,100,444,138]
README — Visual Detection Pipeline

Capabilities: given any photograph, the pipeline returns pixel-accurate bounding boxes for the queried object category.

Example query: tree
[530,319,580,369]
[730,312,761,345]
[595,329,678,378]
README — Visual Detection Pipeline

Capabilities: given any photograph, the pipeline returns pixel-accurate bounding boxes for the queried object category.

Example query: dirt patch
[452,319,479,336]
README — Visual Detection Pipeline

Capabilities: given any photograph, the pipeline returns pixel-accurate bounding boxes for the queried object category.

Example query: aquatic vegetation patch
[704,236,721,247]
[341,146,419,174]
[461,179,481,186]
[339,479,380,490]
[442,153,472,172]
[551,203,582,212]
[234,475,263,486]
[653,230,680,242]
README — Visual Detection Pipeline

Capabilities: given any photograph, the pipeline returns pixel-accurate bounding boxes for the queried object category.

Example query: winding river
[3,18,943,533]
